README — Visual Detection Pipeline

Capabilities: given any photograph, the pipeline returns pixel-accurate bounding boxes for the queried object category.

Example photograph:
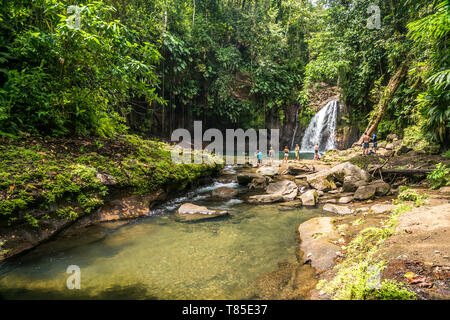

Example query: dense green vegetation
[0,0,448,148]
[0,135,220,227]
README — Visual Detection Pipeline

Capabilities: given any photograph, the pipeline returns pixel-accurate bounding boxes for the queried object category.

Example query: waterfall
[290,103,302,150]
[300,100,339,153]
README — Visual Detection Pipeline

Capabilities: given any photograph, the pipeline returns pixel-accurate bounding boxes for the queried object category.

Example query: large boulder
[300,190,319,206]
[211,187,238,199]
[343,175,368,192]
[248,177,269,190]
[306,162,369,192]
[323,204,354,215]
[266,180,298,201]
[354,185,377,200]
[370,180,391,196]
[298,217,340,273]
[386,134,398,142]
[256,166,279,177]
[176,203,229,221]
[237,172,263,185]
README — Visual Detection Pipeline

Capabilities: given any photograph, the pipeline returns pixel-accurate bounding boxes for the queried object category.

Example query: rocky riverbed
[0,143,448,300]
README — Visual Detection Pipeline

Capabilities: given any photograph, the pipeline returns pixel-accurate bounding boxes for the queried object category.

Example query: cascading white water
[300,100,339,153]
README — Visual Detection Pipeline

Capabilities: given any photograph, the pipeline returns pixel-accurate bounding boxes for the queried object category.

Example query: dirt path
[376,191,450,299]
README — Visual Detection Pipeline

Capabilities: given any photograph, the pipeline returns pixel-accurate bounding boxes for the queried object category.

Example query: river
[0,164,323,299]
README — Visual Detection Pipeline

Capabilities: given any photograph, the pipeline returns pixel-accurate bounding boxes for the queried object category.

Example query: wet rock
[323,204,354,215]
[298,217,340,273]
[175,203,229,221]
[256,166,279,177]
[93,191,167,222]
[237,172,263,185]
[248,193,283,204]
[278,200,302,210]
[370,204,395,214]
[211,187,238,199]
[217,177,235,184]
[354,185,377,200]
[266,180,298,201]
[248,177,269,190]
[300,190,319,206]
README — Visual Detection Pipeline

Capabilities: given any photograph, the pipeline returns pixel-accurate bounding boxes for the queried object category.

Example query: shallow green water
[0,180,322,299]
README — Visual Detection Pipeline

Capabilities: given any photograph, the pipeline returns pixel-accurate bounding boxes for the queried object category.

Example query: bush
[398,187,429,203]
[427,163,450,189]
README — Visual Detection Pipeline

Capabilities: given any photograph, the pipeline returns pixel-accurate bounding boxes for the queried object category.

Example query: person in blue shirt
[255,150,263,167]
[371,132,378,154]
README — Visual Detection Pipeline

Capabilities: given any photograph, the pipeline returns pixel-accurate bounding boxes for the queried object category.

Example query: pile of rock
[238,162,392,211]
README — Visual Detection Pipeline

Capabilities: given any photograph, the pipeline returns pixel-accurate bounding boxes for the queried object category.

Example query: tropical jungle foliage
[0,0,448,147]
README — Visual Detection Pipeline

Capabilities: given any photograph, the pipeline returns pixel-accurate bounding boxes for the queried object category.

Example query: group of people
[254,142,321,167]
[361,131,377,156]
[254,131,378,166]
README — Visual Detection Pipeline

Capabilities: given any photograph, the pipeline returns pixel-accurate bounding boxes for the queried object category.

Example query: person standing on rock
[371,131,378,154]
[314,143,320,160]
[362,132,371,155]
[268,146,275,166]
[283,146,289,163]
[255,150,263,167]
[295,144,300,161]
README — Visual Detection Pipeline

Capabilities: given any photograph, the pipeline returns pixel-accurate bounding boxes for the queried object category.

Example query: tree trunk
[192,0,195,28]
[356,59,410,144]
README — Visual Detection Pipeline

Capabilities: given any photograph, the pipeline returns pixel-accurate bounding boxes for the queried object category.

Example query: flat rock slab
[175,203,229,221]
[378,203,450,269]
[248,193,283,204]
[278,200,302,210]
[323,204,354,215]
[298,217,340,273]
